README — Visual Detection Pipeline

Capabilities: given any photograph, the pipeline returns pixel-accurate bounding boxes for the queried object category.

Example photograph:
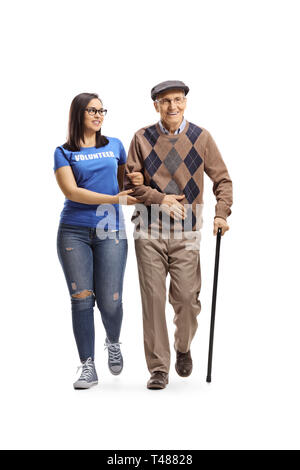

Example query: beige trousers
[134,232,201,374]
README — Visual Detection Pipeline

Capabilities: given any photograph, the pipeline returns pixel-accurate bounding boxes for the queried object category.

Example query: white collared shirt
[158,118,186,135]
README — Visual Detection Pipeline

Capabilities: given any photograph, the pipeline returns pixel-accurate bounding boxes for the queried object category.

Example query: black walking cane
[206,227,222,383]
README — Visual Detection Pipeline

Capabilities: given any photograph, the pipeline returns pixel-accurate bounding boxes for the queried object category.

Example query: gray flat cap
[151,80,189,101]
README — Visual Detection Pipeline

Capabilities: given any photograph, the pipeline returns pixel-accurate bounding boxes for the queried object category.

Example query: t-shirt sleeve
[53,146,70,172]
[118,141,127,165]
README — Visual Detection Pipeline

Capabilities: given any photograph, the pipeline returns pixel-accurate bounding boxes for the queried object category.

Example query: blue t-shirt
[54,138,126,230]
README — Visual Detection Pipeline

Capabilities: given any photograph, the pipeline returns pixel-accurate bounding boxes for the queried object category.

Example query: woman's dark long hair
[63,93,109,151]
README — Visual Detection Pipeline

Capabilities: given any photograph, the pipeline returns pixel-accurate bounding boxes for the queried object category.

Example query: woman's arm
[55,166,137,205]
[117,164,125,190]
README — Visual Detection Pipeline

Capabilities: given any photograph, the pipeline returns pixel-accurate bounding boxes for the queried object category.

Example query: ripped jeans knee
[72,289,93,299]
[71,289,95,312]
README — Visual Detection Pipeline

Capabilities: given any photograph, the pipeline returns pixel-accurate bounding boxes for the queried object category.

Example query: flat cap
[151,80,189,101]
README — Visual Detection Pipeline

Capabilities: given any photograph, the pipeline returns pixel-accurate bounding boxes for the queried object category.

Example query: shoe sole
[147,383,167,390]
[147,378,169,389]
[73,381,98,390]
[109,369,123,376]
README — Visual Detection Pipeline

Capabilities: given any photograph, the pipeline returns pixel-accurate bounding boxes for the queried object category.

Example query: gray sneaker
[73,357,98,389]
[104,338,123,375]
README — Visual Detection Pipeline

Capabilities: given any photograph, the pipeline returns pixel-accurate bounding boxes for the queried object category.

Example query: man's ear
[154,101,159,113]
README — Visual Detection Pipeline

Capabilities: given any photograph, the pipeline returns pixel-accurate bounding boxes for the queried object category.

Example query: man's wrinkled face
[154,89,187,130]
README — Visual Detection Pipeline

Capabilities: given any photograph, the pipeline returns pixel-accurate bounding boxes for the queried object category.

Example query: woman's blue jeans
[57,223,128,362]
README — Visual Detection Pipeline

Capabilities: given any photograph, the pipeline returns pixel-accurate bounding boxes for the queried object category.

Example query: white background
[0,0,299,450]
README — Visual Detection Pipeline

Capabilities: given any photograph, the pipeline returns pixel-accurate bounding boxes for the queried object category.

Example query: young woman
[54,92,142,389]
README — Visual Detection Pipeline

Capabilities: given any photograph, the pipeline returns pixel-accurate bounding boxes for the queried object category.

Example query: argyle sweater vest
[124,121,233,231]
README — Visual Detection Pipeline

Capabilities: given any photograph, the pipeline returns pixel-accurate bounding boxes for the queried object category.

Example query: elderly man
[124,80,232,390]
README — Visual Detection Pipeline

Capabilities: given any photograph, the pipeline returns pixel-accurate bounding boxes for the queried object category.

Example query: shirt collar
[158,118,186,135]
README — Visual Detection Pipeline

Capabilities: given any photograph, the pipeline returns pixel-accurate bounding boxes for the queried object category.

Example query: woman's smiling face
[84,98,105,133]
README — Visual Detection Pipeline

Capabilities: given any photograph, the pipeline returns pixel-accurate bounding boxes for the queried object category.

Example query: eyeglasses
[85,107,107,116]
[155,97,186,106]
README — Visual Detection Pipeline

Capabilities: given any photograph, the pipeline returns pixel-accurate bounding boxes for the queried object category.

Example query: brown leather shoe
[175,350,193,377]
[147,371,169,390]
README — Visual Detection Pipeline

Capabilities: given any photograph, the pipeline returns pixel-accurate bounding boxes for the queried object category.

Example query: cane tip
[206,376,212,383]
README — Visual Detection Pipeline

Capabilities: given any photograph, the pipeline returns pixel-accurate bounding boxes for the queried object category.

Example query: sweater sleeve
[204,131,233,220]
[124,133,165,205]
